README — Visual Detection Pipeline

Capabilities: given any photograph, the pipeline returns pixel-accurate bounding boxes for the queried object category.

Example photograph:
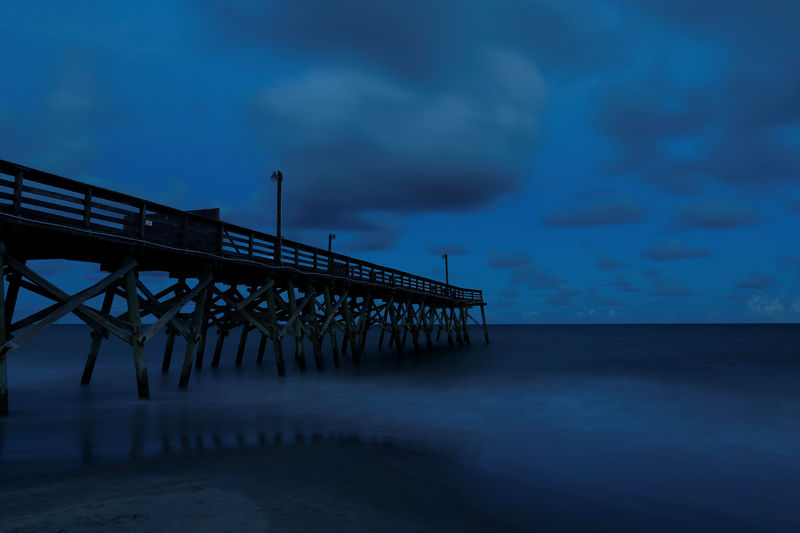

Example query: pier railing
[0,160,482,303]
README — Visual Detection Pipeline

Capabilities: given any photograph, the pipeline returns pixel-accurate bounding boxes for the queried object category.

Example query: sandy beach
[0,442,526,533]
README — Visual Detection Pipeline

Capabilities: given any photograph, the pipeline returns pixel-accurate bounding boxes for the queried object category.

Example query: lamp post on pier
[442,253,449,285]
[328,233,336,254]
[270,170,283,263]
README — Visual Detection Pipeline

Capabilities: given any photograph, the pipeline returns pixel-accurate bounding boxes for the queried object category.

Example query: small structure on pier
[0,160,488,415]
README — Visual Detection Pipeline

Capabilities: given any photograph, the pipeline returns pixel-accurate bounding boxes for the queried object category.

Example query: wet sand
[0,442,527,533]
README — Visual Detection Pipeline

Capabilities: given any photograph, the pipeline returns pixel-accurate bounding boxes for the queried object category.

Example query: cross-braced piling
[0,160,488,415]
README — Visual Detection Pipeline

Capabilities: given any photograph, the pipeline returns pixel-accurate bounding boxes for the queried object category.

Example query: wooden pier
[0,160,487,415]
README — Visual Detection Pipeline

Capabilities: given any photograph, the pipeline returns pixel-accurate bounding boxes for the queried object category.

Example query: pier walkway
[0,160,487,414]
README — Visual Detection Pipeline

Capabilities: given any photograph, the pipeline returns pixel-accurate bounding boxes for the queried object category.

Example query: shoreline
[0,440,528,533]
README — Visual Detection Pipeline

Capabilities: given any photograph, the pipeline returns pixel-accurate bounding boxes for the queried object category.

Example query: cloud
[490,249,577,303]
[543,197,645,227]
[607,276,640,293]
[595,1,800,194]
[489,250,531,269]
[747,295,785,316]
[243,54,545,239]
[597,257,624,271]
[737,273,776,290]
[196,0,624,245]
[1,46,108,179]
[201,0,619,77]
[641,239,709,261]
[427,245,468,256]
[644,269,692,297]
[676,200,758,230]
[544,287,580,306]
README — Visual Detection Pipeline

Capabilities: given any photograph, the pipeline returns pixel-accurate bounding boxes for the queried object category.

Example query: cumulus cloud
[644,269,692,297]
[543,196,645,227]
[195,0,624,247]
[607,276,640,293]
[490,249,578,304]
[490,250,531,269]
[737,272,776,290]
[596,0,800,192]
[640,239,708,261]
[240,53,545,244]
[676,200,758,230]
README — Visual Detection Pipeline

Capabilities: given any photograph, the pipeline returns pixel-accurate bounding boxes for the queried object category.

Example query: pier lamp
[442,253,449,285]
[270,170,283,263]
[328,233,336,253]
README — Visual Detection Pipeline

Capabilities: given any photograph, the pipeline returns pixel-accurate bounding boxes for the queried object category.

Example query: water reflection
[31,403,414,478]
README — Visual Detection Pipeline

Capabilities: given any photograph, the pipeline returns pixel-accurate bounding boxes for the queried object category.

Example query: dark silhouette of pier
[0,160,487,414]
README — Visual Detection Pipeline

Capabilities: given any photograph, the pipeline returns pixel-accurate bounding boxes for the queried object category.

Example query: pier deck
[0,160,488,414]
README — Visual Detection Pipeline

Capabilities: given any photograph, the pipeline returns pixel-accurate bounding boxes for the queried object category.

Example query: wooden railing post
[83,188,92,227]
[181,213,188,248]
[138,204,146,238]
[13,170,23,214]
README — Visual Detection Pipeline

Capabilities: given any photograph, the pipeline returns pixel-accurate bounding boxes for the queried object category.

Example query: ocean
[1,324,800,531]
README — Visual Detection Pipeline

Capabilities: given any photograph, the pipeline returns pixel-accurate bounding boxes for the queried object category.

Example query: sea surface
[2,324,800,531]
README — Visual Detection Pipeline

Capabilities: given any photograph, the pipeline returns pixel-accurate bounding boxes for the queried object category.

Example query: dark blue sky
[2,1,799,323]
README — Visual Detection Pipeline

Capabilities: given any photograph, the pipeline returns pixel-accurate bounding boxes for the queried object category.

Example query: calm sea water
[2,324,800,531]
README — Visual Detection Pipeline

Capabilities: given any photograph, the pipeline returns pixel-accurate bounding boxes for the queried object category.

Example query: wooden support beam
[235,279,275,310]
[453,307,464,347]
[213,287,272,340]
[195,291,214,370]
[211,328,228,368]
[265,284,285,376]
[277,288,314,338]
[81,289,116,385]
[139,275,212,344]
[377,302,391,351]
[410,303,421,354]
[161,328,176,374]
[304,287,324,370]
[286,282,307,372]
[235,323,249,367]
[387,300,403,358]
[446,307,456,348]
[355,293,374,359]
[6,258,132,343]
[256,333,268,364]
[480,304,490,344]
[421,303,433,350]
[0,260,136,356]
[323,287,340,368]
[340,294,358,363]
[0,249,7,416]
[461,307,470,345]
[178,282,209,389]
[4,268,22,332]
[133,279,191,338]
[124,268,149,399]
[320,289,348,333]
